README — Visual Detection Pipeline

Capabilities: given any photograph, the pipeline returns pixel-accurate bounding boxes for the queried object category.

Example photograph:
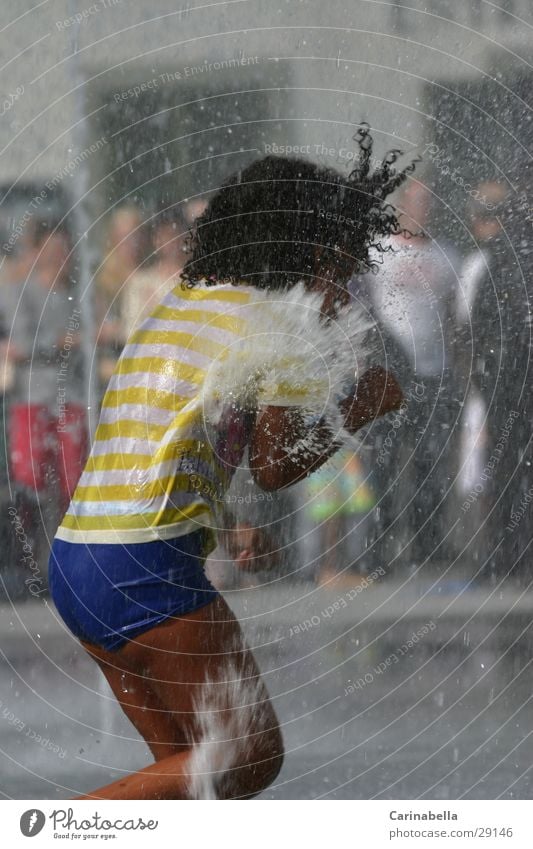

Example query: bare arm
[249,366,403,491]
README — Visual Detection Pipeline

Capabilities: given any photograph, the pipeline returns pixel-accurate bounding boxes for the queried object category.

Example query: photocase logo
[20,809,45,837]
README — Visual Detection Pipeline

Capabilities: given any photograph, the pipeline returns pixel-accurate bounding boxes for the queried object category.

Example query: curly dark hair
[181,125,418,291]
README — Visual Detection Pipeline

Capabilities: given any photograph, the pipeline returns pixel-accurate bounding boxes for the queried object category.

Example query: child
[48,126,412,799]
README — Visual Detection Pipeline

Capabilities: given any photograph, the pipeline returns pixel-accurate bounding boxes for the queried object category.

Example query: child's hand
[229,522,278,571]
[340,366,403,433]
[249,367,404,492]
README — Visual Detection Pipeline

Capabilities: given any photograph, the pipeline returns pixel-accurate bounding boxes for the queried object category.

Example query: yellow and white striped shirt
[55,282,257,546]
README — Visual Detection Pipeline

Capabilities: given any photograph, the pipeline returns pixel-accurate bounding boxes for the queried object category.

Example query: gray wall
[0,0,531,187]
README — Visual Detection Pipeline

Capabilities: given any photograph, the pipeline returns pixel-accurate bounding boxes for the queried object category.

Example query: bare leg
[317,517,341,585]
[76,595,283,800]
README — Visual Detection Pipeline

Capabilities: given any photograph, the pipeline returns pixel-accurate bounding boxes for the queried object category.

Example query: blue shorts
[48,529,219,652]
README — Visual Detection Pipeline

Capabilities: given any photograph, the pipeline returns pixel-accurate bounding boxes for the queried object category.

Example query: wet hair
[181,124,418,291]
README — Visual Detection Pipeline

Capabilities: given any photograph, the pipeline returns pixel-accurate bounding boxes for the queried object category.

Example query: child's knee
[257,726,284,781]
[223,727,284,799]
[261,731,284,787]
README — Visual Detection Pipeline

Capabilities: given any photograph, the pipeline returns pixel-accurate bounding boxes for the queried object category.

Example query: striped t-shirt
[55,282,257,547]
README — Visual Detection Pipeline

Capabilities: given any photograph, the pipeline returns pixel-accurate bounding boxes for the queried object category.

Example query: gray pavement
[0,573,532,799]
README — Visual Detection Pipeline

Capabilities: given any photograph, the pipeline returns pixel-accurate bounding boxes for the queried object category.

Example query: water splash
[187,661,273,800]
[200,282,373,445]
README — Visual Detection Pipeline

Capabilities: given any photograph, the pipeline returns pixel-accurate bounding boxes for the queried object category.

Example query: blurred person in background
[182,196,209,228]
[354,180,460,572]
[455,181,526,581]
[120,205,191,339]
[506,171,533,588]
[347,272,412,578]
[0,230,39,597]
[456,182,510,331]
[454,182,508,561]
[7,221,88,566]
[96,204,145,395]
[301,446,377,586]
[0,223,41,414]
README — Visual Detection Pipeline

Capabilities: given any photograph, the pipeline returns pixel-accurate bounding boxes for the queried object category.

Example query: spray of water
[200,283,373,444]
[187,661,273,800]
